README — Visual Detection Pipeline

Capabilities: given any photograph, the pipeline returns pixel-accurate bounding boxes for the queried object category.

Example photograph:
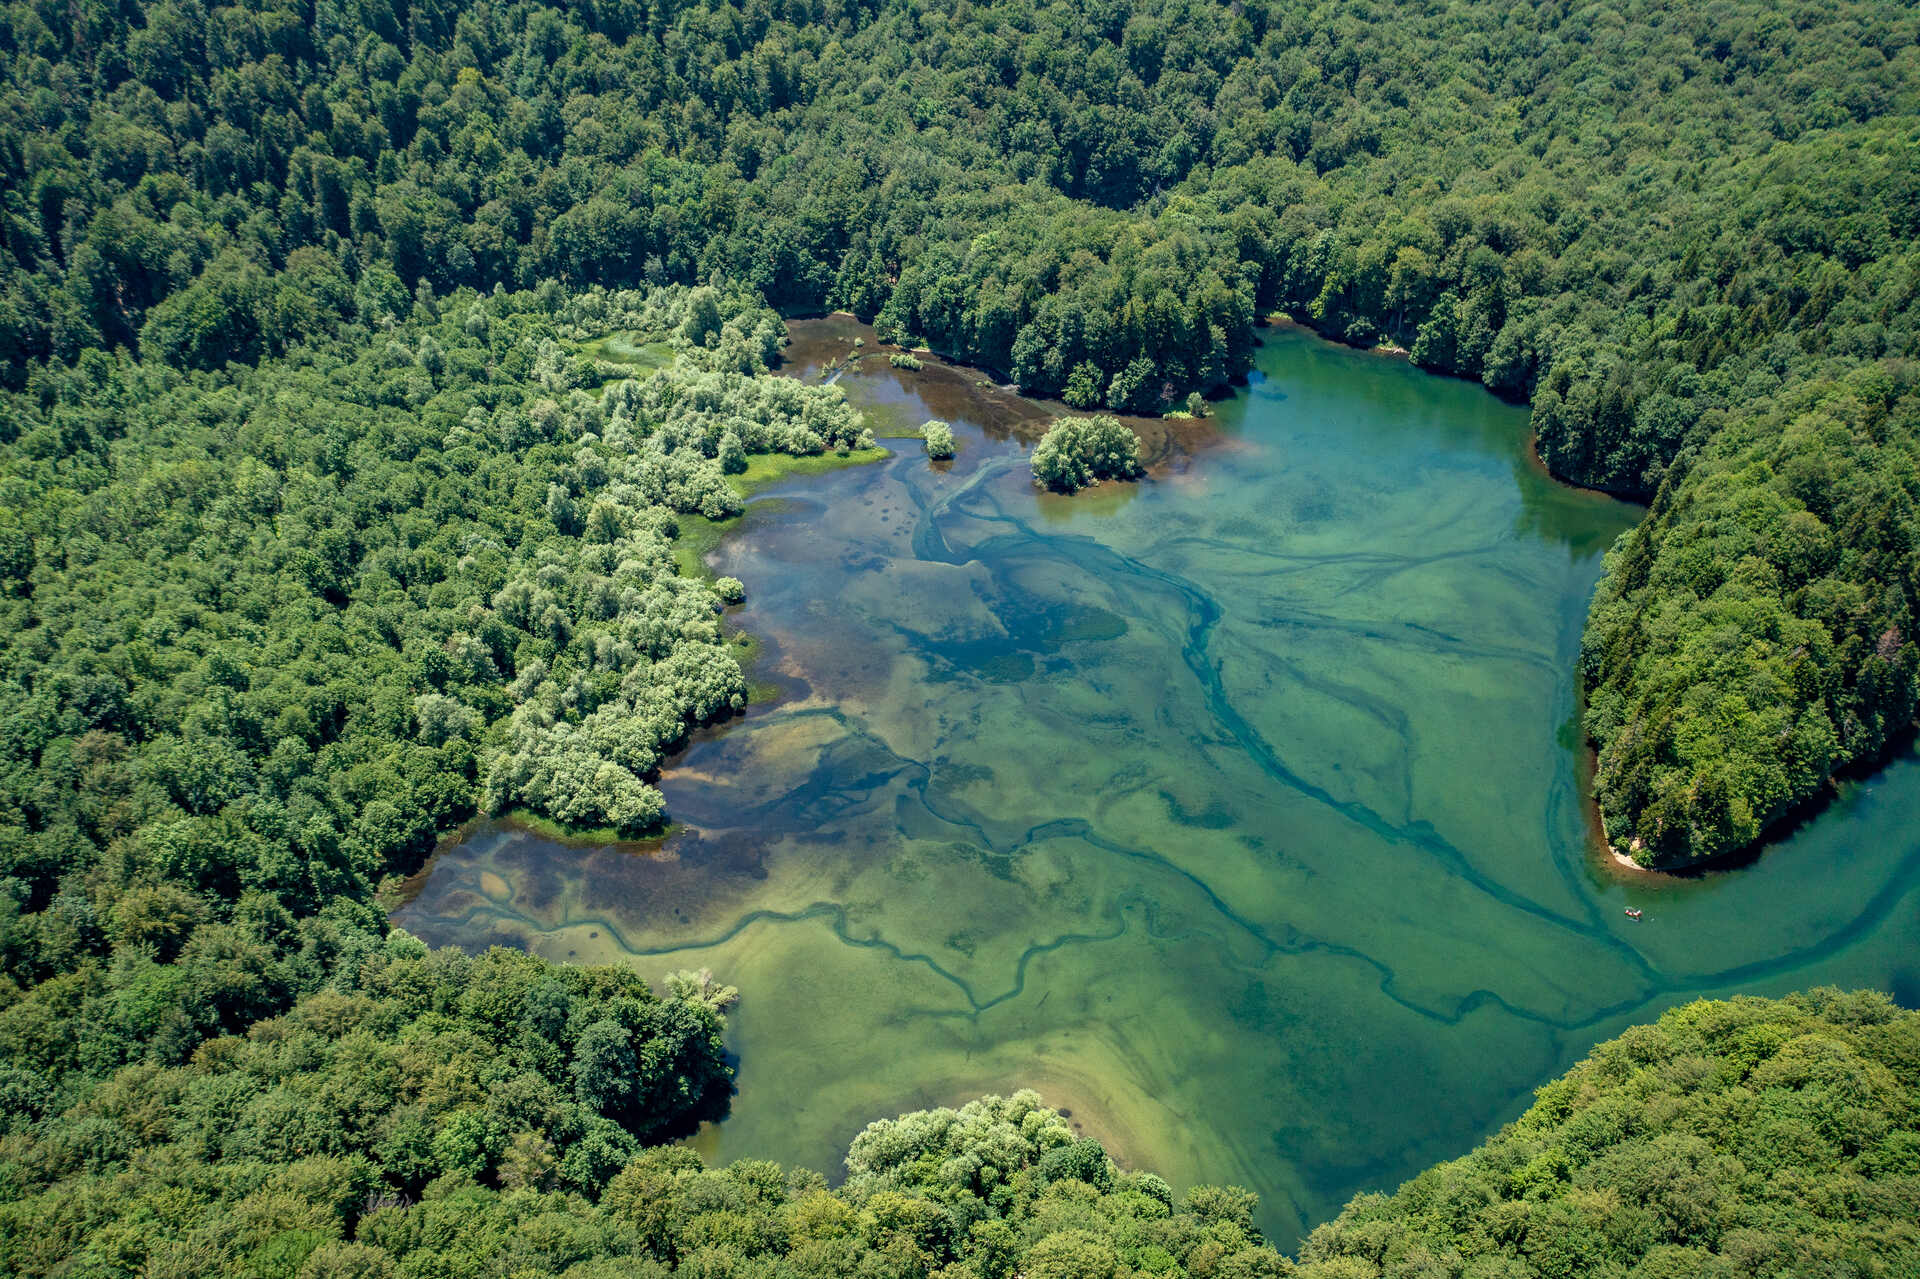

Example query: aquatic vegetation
[403,330,1920,1245]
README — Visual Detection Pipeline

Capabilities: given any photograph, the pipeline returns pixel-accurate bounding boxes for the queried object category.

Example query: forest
[0,280,868,1178]
[2,0,1919,1272]
[3,0,1917,861]
[2,987,1912,1276]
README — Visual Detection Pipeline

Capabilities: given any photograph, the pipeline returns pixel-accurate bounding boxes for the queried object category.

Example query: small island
[1030,414,1146,492]
[922,418,956,459]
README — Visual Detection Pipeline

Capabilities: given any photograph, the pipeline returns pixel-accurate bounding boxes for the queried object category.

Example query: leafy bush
[922,419,957,459]
[1031,416,1144,492]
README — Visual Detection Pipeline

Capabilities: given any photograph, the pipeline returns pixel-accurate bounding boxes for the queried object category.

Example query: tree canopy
[0,280,864,1111]
[1030,415,1145,492]
[4,0,1917,858]
[3,0,1920,1270]
[922,419,956,460]
[2,992,1910,1278]
[1294,989,1920,1279]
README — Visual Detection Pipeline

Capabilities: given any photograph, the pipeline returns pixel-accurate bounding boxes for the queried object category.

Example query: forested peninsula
[2,0,1920,1274]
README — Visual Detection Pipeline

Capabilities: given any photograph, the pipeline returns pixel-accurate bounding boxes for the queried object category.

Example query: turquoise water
[400,327,1920,1245]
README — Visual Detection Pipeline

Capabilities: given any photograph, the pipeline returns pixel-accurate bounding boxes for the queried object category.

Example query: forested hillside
[3,0,1920,1270]
[0,941,739,1275]
[2,990,1911,1276]
[4,0,1918,861]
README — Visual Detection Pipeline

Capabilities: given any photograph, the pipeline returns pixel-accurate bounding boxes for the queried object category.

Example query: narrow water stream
[399,324,1920,1247]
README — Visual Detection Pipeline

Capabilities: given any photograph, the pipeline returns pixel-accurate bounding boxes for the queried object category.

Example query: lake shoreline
[393,317,1920,1252]
[778,314,1229,474]
[1259,314,1645,512]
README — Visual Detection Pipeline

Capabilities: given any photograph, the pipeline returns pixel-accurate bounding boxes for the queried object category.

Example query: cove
[397,325,1920,1248]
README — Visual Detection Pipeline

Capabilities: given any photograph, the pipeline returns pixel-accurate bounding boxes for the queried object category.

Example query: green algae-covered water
[399,326,1920,1245]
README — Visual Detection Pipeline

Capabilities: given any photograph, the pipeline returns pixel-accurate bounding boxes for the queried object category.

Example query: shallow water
[399,327,1920,1246]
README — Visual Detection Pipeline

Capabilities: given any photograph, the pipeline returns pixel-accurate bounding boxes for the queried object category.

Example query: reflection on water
[399,326,1920,1247]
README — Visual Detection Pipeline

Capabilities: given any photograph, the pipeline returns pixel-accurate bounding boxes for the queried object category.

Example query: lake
[397,324,1920,1246]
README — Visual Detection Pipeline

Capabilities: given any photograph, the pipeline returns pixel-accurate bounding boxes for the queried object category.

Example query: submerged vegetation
[1031,416,1145,492]
[3,0,1915,857]
[1,991,1909,1277]
[1,0,1918,1270]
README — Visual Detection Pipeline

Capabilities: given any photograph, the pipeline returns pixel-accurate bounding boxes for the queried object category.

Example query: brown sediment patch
[778,316,1232,472]
[1126,410,1228,472]
[394,813,688,921]
[938,1063,1161,1176]
[1586,795,1688,881]
[1609,845,1655,874]
[1033,481,1143,523]
[679,1118,729,1166]
[781,315,1051,440]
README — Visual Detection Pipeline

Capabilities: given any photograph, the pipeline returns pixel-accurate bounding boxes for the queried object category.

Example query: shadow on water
[398,323,1920,1248]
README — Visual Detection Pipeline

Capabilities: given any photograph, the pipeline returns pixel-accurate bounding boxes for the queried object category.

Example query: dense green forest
[2,989,1911,1276]
[4,0,1918,860]
[3,0,1920,1272]
[0,941,739,1276]
[1294,988,1920,1279]
[0,280,866,1147]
